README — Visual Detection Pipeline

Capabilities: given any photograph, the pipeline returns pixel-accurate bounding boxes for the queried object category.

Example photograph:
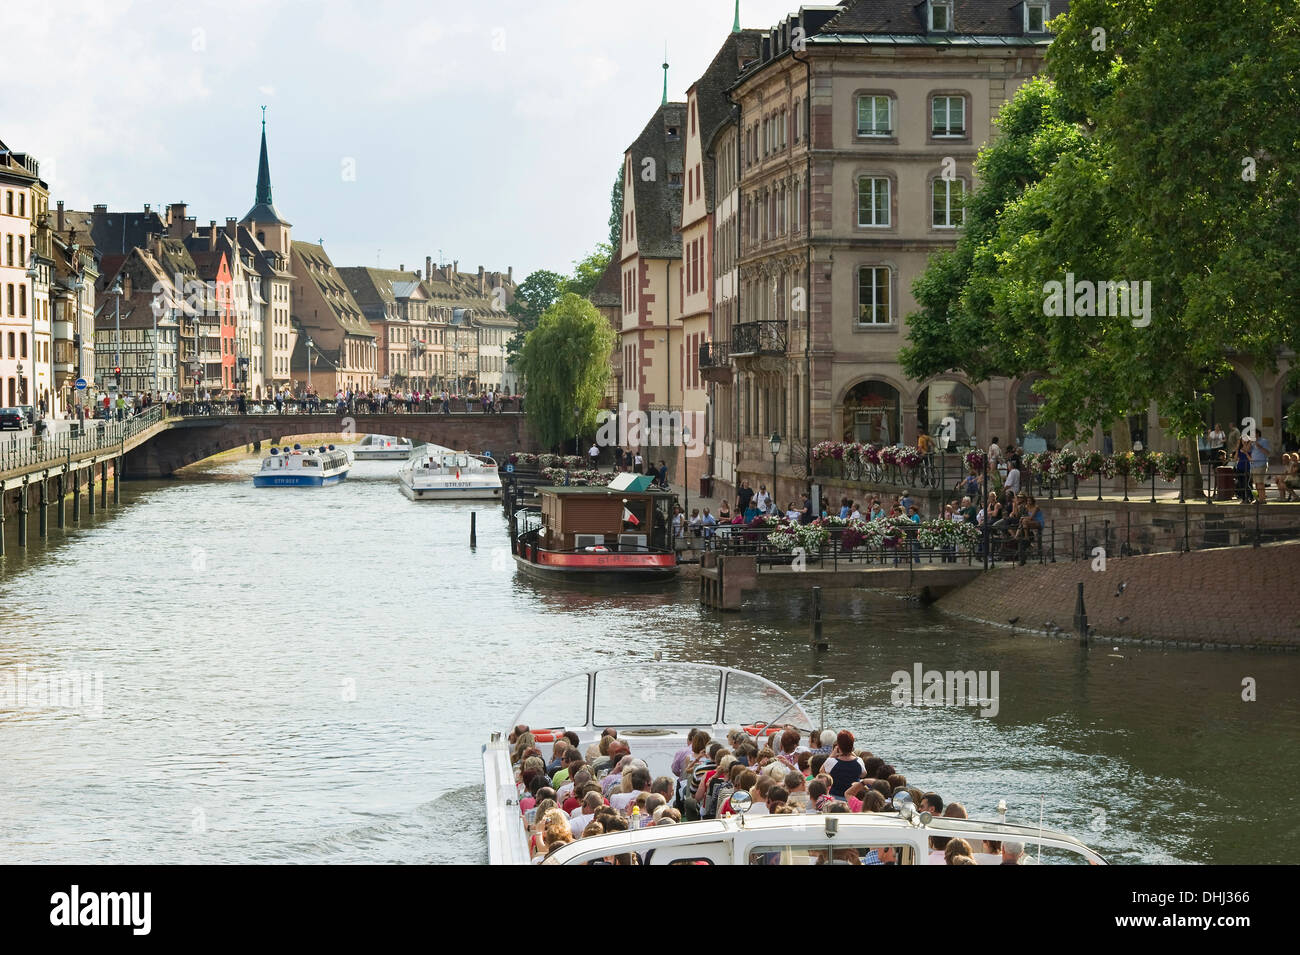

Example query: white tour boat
[253,443,352,487]
[483,663,1107,865]
[398,448,501,501]
[353,434,415,460]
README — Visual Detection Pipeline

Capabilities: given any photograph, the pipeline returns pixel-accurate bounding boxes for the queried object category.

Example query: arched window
[842,380,901,445]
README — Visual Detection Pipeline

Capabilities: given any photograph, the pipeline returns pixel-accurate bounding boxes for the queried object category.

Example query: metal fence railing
[0,404,165,476]
[166,398,523,416]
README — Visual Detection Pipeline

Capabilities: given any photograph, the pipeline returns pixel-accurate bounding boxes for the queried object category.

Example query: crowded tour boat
[253,444,352,487]
[353,434,415,460]
[484,662,1107,865]
[509,473,678,582]
[398,447,502,500]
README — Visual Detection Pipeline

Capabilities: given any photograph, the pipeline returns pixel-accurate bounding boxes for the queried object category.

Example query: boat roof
[540,810,1106,865]
[537,486,675,497]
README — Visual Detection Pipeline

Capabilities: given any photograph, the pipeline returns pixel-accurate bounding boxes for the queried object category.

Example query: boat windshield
[508,663,814,733]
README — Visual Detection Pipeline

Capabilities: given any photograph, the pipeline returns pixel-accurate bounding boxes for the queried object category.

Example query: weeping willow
[517,293,615,449]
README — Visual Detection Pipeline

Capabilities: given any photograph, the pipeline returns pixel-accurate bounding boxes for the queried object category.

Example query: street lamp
[305,335,314,396]
[26,252,39,415]
[111,278,123,397]
[683,426,691,542]
[73,273,84,421]
[769,431,782,511]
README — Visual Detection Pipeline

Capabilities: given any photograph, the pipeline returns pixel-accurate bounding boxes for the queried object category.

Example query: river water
[0,448,1296,864]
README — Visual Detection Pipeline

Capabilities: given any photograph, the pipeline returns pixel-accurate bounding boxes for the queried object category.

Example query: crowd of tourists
[508,723,1031,865]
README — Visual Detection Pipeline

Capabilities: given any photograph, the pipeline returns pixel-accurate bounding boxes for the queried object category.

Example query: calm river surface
[1,448,1296,864]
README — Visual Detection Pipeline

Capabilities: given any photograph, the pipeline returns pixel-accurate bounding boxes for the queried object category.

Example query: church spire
[661,44,669,105]
[733,0,741,32]
[242,106,290,226]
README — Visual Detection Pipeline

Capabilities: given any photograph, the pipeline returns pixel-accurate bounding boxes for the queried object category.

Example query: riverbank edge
[923,540,1300,651]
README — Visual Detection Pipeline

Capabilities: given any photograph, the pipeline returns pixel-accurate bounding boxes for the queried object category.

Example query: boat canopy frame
[507,662,815,735]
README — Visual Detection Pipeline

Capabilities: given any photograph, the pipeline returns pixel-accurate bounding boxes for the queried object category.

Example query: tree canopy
[902,0,1300,445]
[505,269,564,364]
[516,292,615,449]
[564,242,613,299]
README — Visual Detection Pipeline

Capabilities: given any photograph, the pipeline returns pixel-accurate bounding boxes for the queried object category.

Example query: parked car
[16,405,34,424]
[0,407,27,430]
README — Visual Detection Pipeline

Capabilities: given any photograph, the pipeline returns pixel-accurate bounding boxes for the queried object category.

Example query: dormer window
[928,1,953,32]
[1025,1,1049,33]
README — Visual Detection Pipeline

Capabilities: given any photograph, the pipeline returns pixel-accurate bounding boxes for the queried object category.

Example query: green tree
[608,165,624,251]
[516,293,615,449]
[564,242,613,299]
[903,0,1300,457]
[505,269,564,364]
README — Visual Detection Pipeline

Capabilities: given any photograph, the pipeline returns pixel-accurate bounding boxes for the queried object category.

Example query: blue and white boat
[253,443,352,487]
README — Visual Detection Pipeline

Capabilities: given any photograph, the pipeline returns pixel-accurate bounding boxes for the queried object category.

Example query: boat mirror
[730,791,752,815]
[919,810,933,826]
[891,790,915,813]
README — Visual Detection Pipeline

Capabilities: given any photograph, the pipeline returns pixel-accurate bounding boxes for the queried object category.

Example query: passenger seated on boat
[671,728,702,777]
[551,748,583,789]
[784,771,810,810]
[651,775,675,806]
[559,770,591,813]
[860,790,889,813]
[529,806,565,860]
[585,727,619,763]
[520,756,546,789]
[653,806,682,826]
[696,755,738,816]
[544,739,570,775]
[644,793,667,819]
[807,779,833,811]
[808,728,834,755]
[569,791,607,839]
[719,769,759,815]
[519,776,552,816]
[944,839,976,865]
[920,791,944,816]
[766,786,790,813]
[611,768,652,812]
[928,802,968,863]
[808,753,829,778]
[540,812,574,861]
[776,728,802,768]
[1001,840,1028,865]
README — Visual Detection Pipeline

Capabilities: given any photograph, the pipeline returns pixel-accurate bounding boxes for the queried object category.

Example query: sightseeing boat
[398,448,502,501]
[253,444,352,487]
[483,662,1108,866]
[509,473,678,581]
[353,434,415,460]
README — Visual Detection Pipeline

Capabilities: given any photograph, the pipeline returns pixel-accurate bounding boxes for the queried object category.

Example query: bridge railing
[1,405,165,476]
[167,397,523,417]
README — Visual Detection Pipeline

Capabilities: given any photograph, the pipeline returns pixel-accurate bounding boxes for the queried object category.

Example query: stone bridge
[125,412,539,477]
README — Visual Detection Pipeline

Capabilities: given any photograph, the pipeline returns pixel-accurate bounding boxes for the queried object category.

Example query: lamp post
[111,278,123,399]
[305,336,314,396]
[770,431,782,511]
[683,426,691,535]
[25,252,39,415]
[73,273,84,422]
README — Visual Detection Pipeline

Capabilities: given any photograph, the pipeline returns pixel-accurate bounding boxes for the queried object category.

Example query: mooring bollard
[1074,581,1089,646]
[811,586,826,650]
[57,472,65,528]
[114,455,121,504]
[73,466,81,521]
[88,462,96,514]
[39,472,48,538]
[470,511,477,548]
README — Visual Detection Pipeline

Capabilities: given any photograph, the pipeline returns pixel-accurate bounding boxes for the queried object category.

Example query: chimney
[209,220,217,251]
[453,259,458,276]
[123,272,133,298]
[144,203,151,214]
[400,263,404,272]
[425,256,431,280]
[93,203,107,214]
[508,266,513,284]
[225,217,237,242]
[478,265,484,294]
[56,200,64,232]
[168,202,187,237]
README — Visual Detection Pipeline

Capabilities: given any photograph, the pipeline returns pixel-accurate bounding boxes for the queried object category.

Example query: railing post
[100,460,108,509]
[73,466,81,521]
[57,471,65,529]
[0,482,6,556]
[88,461,96,515]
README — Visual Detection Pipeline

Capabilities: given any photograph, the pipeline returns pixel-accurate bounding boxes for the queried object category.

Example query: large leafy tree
[903,0,1300,455]
[505,269,564,364]
[516,293,616,449]
[564,242,613,299]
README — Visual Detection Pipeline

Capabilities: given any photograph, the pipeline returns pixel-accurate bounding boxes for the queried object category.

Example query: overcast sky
[0,0,801,281]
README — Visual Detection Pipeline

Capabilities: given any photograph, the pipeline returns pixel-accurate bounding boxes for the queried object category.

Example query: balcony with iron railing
[699,340,732,382]
[731,320,788,358]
